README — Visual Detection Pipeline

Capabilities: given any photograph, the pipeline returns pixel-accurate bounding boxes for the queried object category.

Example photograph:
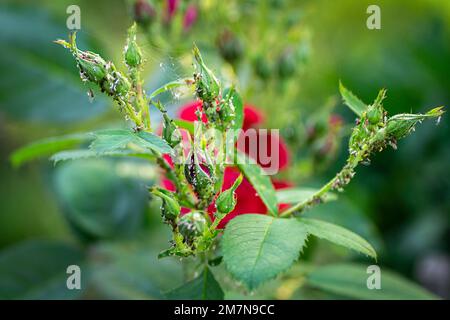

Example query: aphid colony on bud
[178,212,207,245]
[282,84,443,217]
[55,26,146,130]
[57,33,131,101]
[184,151,217,207]
[150,188,180,225]
[333,89,444,192]
[124,23,143,69]
[192,45,238,130]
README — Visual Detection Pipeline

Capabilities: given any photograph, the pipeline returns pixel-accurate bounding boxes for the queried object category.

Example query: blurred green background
[0,0,448,299]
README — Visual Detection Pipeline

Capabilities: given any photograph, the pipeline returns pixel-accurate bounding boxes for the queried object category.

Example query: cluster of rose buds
[334,90,444,192]
[152,46,246,256]
[55,26,146,129]
[56,34,131,100]
[252,42,309,81]
[133,0,198,32]
[192,45,238,129]
[215,28,309,81]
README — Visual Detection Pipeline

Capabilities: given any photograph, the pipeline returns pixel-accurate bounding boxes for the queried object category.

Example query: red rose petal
[178,101,207,122]
[243,104,264,130]
[236,130,290,172]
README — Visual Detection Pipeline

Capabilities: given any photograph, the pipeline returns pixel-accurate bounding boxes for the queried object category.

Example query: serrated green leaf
[276,187,337,204]
[50,149,152,164]
[236,152,278,215]
[303,199,383,252]
[10,133,91,168]
[222,214,308,289]
[165,267,224,300]
[0,240,86,299]
[298,218,377,259]
[307,263,437,300]
[90,129,172,155]
[51,149,99,163]
[339,81,367,116]
[135,131,173,154]
[89,130,133,153]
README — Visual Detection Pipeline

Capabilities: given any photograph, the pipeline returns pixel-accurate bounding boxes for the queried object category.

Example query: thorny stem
[280,161,356,217]
[281,141,369,217]
[124,100,144,129]
[133,71,150,129]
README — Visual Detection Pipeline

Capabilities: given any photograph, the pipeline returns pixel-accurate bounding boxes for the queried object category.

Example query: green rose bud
[56,33,131,99]
[184,151,216,203]
[215,174,243,215]
[254,55,271,79]
[386,107,444,139]
[56,33,108,83]
[277,49,297,79]
[151,188,181,222]
[366,88,386,125]
[193,44,220,102]
[217,30,243,64]
[366,107,383,125]
[124,23,142,68]
[77,54,107,83]
[109,71,131,97]
[178,211,207,242]
[133,0,156,28]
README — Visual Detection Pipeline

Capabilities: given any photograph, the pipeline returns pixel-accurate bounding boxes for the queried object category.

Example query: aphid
[87,88,95,102]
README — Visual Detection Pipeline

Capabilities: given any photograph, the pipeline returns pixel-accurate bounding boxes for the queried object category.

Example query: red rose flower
[161,101,292,228]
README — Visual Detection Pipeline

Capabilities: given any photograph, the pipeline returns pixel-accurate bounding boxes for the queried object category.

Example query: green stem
[123,100,144,129]
[280,146,365,217]
[280,174,338,217]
